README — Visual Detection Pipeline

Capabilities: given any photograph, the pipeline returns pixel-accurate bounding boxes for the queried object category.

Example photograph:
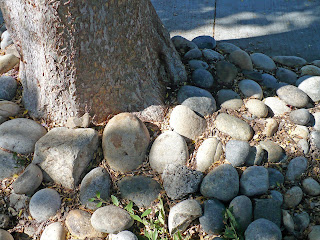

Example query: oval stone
[240,166,269,196]
[301,65,320,76]
[298,76,320,102]
[0,101,20,118]
[245,99,268,118]
[250,53,276,72]
[229,49,253,70]
[245,218,282,240]
[276,85,309,108]
[239,79,263,99]
[196,137,222,172]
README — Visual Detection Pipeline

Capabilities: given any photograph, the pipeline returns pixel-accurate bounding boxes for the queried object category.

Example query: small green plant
[222,207,244,240]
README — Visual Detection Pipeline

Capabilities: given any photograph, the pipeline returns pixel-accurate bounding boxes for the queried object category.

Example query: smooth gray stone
[250,53,276,72]
[192,68,214,88]
[286,157,308,181]
[267,168,284,188]
[313,60,320,68]
[149,131,188,174]
[200,164,239,201]
[91,205,134,234]
[168,199,202,234]
[192,35,216,49]
[40,222,65,240]
[170,105,207,140]
[272,56,307,67]
[33,127,99,189]
[276,68,297,84]
[296,75,312,86]
[199,199,225,235]
[229,49,253,71]
[12,164,43,196]
[182,96,216,117]
[102,113,149,173]
[259,140,284,163]
[80,167,111,210]
[284,186,303,209]
[239,79,263,99]
[202,49,224,62]
[240,166,269,197]
[301,65,320,76]
[309,226,320,240]
[270,190,284,205]
[0,76,17,100]
[196,137,223,172]
[282,210,295,233]
[261,73,278,89]
[29,188,61,222]
[215,61,238,86]
[245,145,265,166]
[216,89,241,105]
[298,76,320,102]
[118,176,161,208]
[188,60,209,70]
[225,140,250,167]
[65,209,103,239]
[216,42,240,54]
[311,131,320,149]
[245,99,268,118]
[263,97,291,116]
[215,113,254,141]
[162,164,203,200]
[184,48,202,60]
[177,85,214,103]
[229,195,252,232]
[0,101,20,118]
[254,199,282,227]
[111,231,138,240]
[245,219,282,240]
[221,99,244,110]
[0,118,46,154]
[276,85,309,108]
[293,212,310,232]
[289,109,310,125]
[0,213,10,229]
[302,177,320,196]
[0,149,23,180]
[242,70,263,82]
[171,36,198,53]
[0,229,13,240]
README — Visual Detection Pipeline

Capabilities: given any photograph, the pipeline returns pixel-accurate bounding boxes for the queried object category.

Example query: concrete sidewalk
[151,0,320,61]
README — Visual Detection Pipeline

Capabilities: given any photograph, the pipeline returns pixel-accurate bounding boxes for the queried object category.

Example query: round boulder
[245,218,282,240]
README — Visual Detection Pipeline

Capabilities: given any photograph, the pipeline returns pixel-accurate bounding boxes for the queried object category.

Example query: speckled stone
[276,85,309,108]
[245,99,268,118]
[289,109,310,125]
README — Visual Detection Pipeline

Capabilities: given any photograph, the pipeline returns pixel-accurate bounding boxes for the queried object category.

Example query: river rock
[301,65,320,76]
[29,188,61,222]
[215,113,253,141]
[242,70,263,82]
[216,42,240,53]
[293,212,310,232]
[111,231,138,240]
[313,112,320,131]
[261,73,278,89]
[291,125,309,140]
[309,225,320,240]
[177,85,213,103]
[184,48,202,60]
[196,137,222,172]
[200,164,239,201]
[245,145,265,166]
[182,96,216,117]
[250,53,276,72]
[284,186,303,208]
[270,190,284,205]
[240,166,269,196]
[0,101,20,118]
[40,222,65,240]
[0,118,46,154]
[192,35,216,49]
[0,54,19,74]
[0,76,17,100]
[286,157,308,181]
[311,131,320,149]
[80,167,111,210]
[102,113,150,172]
[267,168,284,188]
[229,49,253,70]
[276,85,309,107]
[162,164,202,200]
[192,68,214,88]
[33,127,98,189]
[289,109,310,125]
[254,199,282,227]
[149,131,188,173]
[66,113,90,129]
[298,139,310,154]
[0,229,13,240]
[188,60,209,70]
[215,61,238,86]
[263,97,291,116]
[199,199,225,234]
[263,118,278,136]
[239,79,263,99]
[313,60,320,67]
[170,105,207,140]
[65,209,104,239]
[0,149,23,180]
[245,99,268,117]
[245,218,282,240]
[302,177,320,196]
[298,76,320,102]
[229,195,252,231]
[118,175,161,208]
[272,56,307,67]
[12,164,43,196]
[171,36,198,53]
[168,199,202,234]
[225,140,250,167]
[282,210,295,233]
[259,140,284,163]
[276,68,297,84]
[202,49,224,61]
[91,205,134,233]
[217,89,243,110]
[9,193,29,212]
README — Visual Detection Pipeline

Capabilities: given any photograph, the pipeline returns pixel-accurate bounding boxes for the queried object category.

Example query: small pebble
[263,118,278,136]
[289,109,310,125]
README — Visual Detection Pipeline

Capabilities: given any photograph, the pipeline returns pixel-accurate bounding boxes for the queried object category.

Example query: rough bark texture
[0,0,186,125]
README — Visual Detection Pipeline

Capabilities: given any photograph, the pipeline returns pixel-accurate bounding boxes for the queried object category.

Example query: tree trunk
[0,0,186,125]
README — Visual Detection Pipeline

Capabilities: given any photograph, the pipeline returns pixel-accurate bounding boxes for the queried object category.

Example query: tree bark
[0,0,186,125]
